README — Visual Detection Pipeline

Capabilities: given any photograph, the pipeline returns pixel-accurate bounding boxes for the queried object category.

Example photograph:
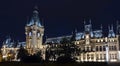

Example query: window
[97,39,100,42]
[103,46,106,51]
[96,46,98,51]
[111,46,114,50]
[114,46,117,50]
[87,47,89,51]
[96,54,99,60]
[91,54,94,59]
[112,39,114,42]
[104,54,106,59]
[100,46,102,51]
[109,46,112,51]
[115,54,117,59]
[100,54,102,60]
[101,39,103,42]
[87,54,90,60]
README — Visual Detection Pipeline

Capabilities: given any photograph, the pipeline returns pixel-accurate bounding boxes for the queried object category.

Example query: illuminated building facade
[1,6,120,62]
[0,6,46,61]
[46,20,120,62]
[25,6,46,59]
[1,36,25,61]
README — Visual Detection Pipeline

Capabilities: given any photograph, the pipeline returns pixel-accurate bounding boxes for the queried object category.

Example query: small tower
[25,6,44,55]
[108,24,115,37]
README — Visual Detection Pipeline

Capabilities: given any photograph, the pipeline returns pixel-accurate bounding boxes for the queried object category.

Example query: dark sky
[0,0,120,43]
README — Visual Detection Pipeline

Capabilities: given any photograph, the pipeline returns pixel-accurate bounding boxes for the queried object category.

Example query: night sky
[0,0,120,43]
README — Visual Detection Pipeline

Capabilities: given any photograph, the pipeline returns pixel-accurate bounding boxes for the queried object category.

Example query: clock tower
[25,6,45,55]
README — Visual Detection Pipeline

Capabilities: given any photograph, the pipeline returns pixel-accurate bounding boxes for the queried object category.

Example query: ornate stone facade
[46,20,120,62]
[25,6,46,59]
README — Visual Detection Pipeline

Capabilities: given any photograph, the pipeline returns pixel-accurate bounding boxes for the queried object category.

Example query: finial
[26,16,29,26]
[41,18,44,26]
[108,25,110,31]
[75,28,77,33]
[111,24,113,30]
[34,5,38,10]
[33,5,39,14]
[117,20,119,24]
[89,19,91,25]
[83,19,86,25]
[101,24,103,30]
[71,31,73,35]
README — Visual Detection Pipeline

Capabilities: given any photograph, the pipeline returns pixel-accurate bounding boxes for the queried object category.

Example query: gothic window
[88,46,91,51]
[100,54,102,60]
[96,46,98,51]
[83,54,85,60]
[87,54,90,60]
[91,54,94,60]
[109,46,111,51]
[115,54,117,59]
[87,47,89,51]
[101,39,103,42]
[110,54,112,59]
[114,46,117,50]
[96,54,99,60]
[100,46,102,51]
[111,46,112,50]
[103,46,106,51]
[97,39,100,42]
[104,54,106,60]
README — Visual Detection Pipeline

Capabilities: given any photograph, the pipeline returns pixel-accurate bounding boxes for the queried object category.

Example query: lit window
[97,39,100,42]
[101,39,103,42]
[86,35,89,39]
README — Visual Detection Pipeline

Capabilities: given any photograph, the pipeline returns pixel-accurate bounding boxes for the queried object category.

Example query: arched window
[96,46,98,51]
[114,46,117,50]
[103,46,106,51]
[100,46,102,51]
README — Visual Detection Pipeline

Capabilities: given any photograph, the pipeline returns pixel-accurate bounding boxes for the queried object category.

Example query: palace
[0,6,46,61]
[46,21,120,62]
[25,6,46,59]
[1,6,120,62]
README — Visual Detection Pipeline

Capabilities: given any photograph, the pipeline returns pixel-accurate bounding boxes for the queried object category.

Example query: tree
[60,37,70,44]
[25,51,43,63]
[17,44,28,62]
[56,31,79,63]
[0,50,2,62]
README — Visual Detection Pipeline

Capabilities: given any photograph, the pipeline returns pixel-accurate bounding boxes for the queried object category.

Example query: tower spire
[116,20,119,34]
[89,19,91,25]
[26,16,29,26]
[108,25,110,31]
[75,28,77,33]
[101,24,103,30]
[111,24,113,30]
[34,5,38,10]
[83,19,86,25]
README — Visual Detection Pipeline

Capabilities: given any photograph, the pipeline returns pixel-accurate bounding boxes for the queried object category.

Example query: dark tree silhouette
[57,33,78,63]
[24,51,43,63]
[17,44,28,62]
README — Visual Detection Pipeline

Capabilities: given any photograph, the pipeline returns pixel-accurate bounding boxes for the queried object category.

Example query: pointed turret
[101,24,103,31]
[116,20,120,34]
[75,28,77,33]
[27,6,42,27]
[83,19,86,25]
[89,19,92,25]
[111,24,113,30]
[25,6,45,55]
[108,24,115,37]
